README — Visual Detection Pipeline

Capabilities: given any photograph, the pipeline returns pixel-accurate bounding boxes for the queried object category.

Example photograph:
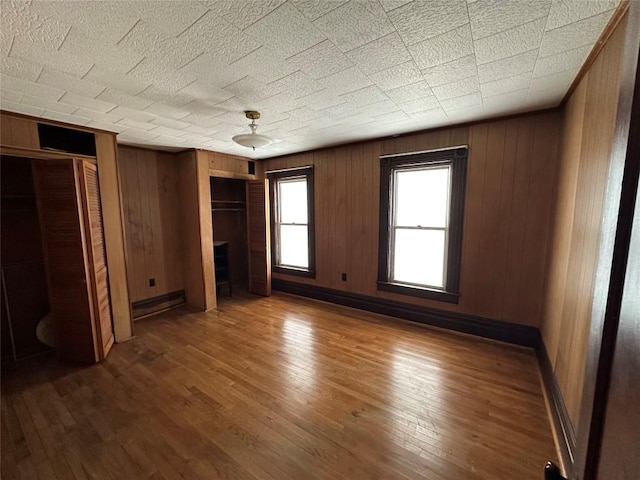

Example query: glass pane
[279,225,309,268]
[278,178,308,224]
[392,229,445,288]
[395,166,450,228]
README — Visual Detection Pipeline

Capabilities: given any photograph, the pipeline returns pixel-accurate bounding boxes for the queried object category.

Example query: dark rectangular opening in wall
[37,123,97,157]
[248,161,255,175]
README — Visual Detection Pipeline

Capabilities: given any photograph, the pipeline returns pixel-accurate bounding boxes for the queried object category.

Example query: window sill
[273,266,316,279]
[377,281,459,304]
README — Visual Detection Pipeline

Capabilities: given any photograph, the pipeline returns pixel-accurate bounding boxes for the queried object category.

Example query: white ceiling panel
[313,1,394,52]
[0,0,621,158]
[408,25,474,70]
[468,0,551,40]
[389,1,468,46]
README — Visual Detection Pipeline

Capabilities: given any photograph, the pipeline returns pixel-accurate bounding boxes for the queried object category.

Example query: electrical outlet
[341,273,347,281]
[149,278,155,287]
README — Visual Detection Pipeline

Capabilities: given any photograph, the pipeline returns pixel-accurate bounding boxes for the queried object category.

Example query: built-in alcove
[1,156,51,364]
[210,177,249,296]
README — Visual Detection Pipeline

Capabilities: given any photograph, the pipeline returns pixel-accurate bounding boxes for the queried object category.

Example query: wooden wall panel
[264,113,561,327]
[540,17,626,431]
[117,146,183,303]
[0,115,39,149]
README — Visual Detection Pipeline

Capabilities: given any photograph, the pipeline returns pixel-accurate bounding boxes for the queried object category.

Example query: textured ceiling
[0,0,619,159]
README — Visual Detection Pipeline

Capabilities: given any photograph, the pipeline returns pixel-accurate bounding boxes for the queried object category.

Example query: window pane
[279,225,309,268]
[395,167,450,228]
[392,229,445,288]
[278,178,308,224]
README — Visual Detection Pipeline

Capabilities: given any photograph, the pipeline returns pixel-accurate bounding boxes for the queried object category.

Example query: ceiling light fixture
[232,110,272,150]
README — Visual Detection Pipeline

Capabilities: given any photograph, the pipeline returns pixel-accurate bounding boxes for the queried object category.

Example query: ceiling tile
[87,121,127,134]
[38,69,105,99]
[59,92,117,113]
[179,53,247,89]
[483,89,529,114]
[320,102,359,120]
[313,1,394,52]
[207,0,286,30]
[142,105,189,123]
[379,0,414,12]
[317,66,373,95]
[97,89,153,111]
[388,0,468,46]
[179,11,261,65]
[230,46,298,84]
[440,92,483,111]
[2,1,70,50]
[529,68,578,92]
[1,56,41,82]
[20,94,77,114]
[118,21,202,70]
[533,44,591,78]
[538,11,612,58]
[340,85,389,107]
[408,106,448,124]
[59,29,144,75]
[2,76,64,101]
[109,106,157,123]
[128,58,196,94]
[369,61,425,91]
[244,3,325,58]
[397,96,442,114]
[150,116,190,130]
[136,85,194,109]
[409,25,474,70]
[286,40,354,79]
[1,88,22,103]
[84,67,151,96]
[421,55,477,87]
[477,49,538,83]
[223,76,282,104]
[475,18,545,65]
[432,76,480,101]
[290,0,348,21]
[4,101,45,117]
[125,1,209,37]
[526,88,562,109]
[267,71,324,99]
[43,109,91,126]
[480,73,531,97]
[117,118,158,132]
[386,80,434,104]
[10,36,93,77]
[546,0,618,30]
[345,32,411,75]
[468,0,551,40]
[297,89,346,110]
[29,1,137,45]
[73,108,123,124]
[179,81,234,105]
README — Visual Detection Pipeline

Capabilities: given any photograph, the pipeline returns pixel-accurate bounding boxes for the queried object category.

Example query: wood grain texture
[246,179,271,296]
[0,292,557,480]
[0,114,39,149]
[263,112,562,328]
[117,146,184,304]
[540,15,626,431]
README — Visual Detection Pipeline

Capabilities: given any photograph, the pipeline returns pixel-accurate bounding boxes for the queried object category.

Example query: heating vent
[37,123,97,157]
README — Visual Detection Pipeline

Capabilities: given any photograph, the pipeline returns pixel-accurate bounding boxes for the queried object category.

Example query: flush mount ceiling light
[232,110,273,150]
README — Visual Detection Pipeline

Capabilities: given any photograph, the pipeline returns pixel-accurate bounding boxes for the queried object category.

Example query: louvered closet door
[77,160,114,358]
[32,159,100,362]
[246,180,271,296]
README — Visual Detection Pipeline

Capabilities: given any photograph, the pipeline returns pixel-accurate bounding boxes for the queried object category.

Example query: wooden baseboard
[537,343,576,476]
[272,279,541,348]
[132,290,186,319]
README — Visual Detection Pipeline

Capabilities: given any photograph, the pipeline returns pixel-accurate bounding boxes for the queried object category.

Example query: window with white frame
[378,148,467,303]
[269,167,315,277]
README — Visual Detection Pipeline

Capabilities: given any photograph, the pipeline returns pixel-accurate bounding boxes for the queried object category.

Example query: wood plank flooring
[1,292,557,479]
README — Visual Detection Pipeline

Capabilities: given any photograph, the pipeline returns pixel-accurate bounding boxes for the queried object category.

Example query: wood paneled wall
[117,146,184,303]
[540,16,627,430]
[261,112,562,328]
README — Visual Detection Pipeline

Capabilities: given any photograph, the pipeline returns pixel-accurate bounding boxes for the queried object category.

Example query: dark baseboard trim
[537,342,576,477]
[132,290,186,319]
[272,279,541,348]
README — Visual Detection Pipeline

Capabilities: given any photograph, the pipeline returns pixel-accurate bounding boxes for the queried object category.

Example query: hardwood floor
[1,292,557,479]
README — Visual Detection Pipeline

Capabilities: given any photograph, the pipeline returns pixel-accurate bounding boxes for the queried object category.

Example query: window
[377,147,467,303]
[268,167,315,277]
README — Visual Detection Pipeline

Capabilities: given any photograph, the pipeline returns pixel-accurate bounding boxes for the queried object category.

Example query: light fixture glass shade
[232,132,273,149]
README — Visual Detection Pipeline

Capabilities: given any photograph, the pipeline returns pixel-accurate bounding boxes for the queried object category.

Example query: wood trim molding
[538,343,576,478]
[0,145,97,162]
[562,1,630,105]
[272,278,541,348]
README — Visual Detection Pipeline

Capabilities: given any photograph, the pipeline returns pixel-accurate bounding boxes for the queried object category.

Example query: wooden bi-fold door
[246,179,271,296]
[32,158,114,362]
